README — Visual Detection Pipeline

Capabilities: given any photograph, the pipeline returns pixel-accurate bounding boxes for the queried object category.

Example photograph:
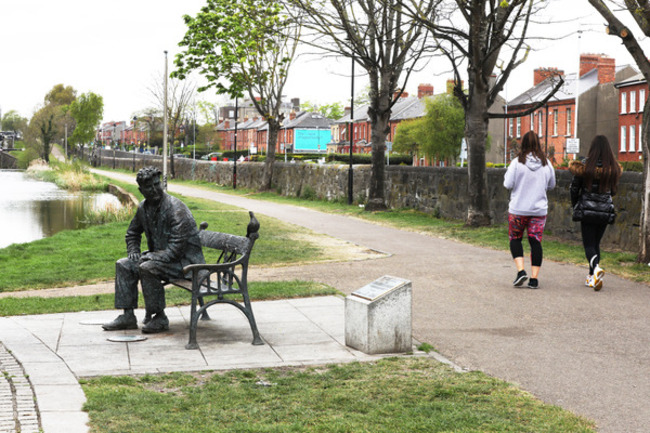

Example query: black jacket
[569,159,617,225]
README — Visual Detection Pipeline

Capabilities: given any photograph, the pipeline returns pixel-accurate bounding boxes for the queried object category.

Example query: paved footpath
[3,168,650,433]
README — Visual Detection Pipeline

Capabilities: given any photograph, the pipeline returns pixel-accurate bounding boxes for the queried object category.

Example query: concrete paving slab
[1,296,396,433]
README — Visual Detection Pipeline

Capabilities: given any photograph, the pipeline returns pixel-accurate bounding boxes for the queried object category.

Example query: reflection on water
[0,170,123,249]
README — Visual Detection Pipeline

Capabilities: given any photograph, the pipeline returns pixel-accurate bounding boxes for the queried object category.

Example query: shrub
[620,161,643,172]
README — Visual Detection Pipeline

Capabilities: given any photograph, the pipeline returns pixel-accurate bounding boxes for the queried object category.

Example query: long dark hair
[584,135,621,194]
[518,131,547,166]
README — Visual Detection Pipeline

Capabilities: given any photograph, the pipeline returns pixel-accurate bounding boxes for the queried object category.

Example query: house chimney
[289,111,296,120]
[344,107,351,117]
[393,89,409,99]
[580,53,615,84]
[418,83,434,98]
[533,67,564,86]
[224,120,230,129]
[446,79,464,95]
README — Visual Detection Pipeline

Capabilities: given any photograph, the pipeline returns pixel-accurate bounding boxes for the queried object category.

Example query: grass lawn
[81,357,595,433]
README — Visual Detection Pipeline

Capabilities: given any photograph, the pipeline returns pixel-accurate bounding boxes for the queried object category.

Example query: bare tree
[587,0,650,261]
[286,0,438,210]
[149,74,196,178]
[401,0,563,225]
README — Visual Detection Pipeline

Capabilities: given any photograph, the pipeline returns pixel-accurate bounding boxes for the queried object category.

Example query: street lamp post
[233,97,238,189]
[132,116,137,172]
[163,50,169,189]
[348,50,355,205]
[113,122,117,169]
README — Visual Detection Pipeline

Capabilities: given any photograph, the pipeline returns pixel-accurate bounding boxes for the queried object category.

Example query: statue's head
[136,166,163,204]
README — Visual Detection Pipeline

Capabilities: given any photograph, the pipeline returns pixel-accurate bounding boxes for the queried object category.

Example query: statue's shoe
[102,313,138,331]
[141,313,169,334]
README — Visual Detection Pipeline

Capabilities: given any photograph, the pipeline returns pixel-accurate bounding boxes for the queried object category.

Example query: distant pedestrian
[569,135,621,291]
[503,131,556,289]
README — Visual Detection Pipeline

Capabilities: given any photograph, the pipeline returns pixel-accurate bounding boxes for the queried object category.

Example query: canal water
[0,170,122,249]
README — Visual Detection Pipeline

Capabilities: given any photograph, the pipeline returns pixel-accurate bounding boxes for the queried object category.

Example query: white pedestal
[345,276,412,354]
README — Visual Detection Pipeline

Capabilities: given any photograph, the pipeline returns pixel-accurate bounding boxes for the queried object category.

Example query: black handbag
[573,192,616,224]
[572,198,584,222]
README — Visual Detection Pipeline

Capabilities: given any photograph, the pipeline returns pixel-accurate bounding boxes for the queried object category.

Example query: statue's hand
[128,252,141,262]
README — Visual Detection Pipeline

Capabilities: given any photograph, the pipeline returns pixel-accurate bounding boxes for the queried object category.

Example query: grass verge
[0,281,338,316]
[81,357,595,433]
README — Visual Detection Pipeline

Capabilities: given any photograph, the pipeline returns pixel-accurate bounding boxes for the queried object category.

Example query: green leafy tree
[68,92,104,147]
[301,101,345,119]
[26,84,78,163]
[26,105,60,163]
[45,84,77,106]
[393,119,422,156]
[418,95,465,162]
[174,0,301,190]
[1,110,28,135]
[393,95,465,163]
[197,123,221,151]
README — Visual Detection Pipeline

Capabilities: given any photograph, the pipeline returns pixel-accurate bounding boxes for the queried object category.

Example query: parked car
[173,153,187,158]
[200,152,222,161]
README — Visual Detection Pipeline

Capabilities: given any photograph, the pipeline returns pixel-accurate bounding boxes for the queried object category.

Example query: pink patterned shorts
[508,214,547,242]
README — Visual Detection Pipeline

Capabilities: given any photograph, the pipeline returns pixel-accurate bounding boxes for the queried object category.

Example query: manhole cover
[107,335,147,343]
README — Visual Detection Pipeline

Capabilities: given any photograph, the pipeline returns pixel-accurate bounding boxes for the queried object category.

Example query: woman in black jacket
[569,135,621,291]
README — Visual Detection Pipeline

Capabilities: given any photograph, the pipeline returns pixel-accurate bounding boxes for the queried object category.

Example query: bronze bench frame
[167,211,263,350]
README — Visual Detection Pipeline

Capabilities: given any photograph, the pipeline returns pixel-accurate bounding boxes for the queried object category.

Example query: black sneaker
[513,270,528,287]
[527,278,539,289]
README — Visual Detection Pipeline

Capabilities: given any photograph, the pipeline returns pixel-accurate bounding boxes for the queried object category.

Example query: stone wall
[0,152,17,169]
[88,149,642,252]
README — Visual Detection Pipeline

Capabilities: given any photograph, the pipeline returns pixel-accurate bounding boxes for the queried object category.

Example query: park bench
[167,211,263,350]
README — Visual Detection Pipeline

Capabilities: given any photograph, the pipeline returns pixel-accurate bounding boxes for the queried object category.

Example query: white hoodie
[503,154,556,216]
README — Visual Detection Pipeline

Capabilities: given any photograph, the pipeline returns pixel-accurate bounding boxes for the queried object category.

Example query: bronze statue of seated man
[103,166,205,334]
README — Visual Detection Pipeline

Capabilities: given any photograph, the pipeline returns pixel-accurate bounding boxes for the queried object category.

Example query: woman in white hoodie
[503,131,556,289]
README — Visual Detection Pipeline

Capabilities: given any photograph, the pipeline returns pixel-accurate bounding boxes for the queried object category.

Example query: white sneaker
[593,265,604,291]
[585,275,594,287]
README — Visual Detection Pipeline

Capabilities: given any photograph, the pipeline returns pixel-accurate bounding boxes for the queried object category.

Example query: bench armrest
[183,254,248,275]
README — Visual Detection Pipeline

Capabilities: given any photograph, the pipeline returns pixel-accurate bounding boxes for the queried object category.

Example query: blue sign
[294,129,331,152]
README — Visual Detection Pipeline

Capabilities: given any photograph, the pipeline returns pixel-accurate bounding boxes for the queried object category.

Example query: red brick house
[506,54,637,162]
[615,73,647,162]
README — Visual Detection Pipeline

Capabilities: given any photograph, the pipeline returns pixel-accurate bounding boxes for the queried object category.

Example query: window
[621,92,627,114]
[640,124,644,152]
[508,118,513,137]
[538,111,543,134]
[641,89,647,110]
[553,109,558,136]
[631,91,637,113]
[630,125,636,152]
[516,117,521,138]
[531,113,535,132]
[566,108,572,136]
[620,126,627,152]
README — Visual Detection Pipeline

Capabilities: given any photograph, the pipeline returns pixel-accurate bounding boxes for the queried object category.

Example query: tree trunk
[262,120,279,191]
[43,141,51,163]
[366,78,392,212]
[465,91,491,227]
[366,111,390,211]
[639,98,650,262]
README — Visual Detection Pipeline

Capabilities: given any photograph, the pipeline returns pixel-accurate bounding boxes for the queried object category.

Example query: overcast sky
[0,0,645,125]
